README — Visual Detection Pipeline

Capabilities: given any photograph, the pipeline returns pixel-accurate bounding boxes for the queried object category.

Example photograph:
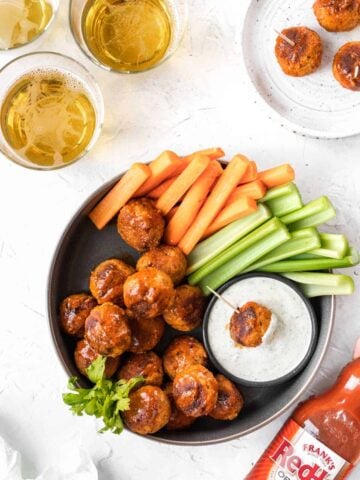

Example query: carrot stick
[183,147,225,162]
[226,180,267,203]
[135,151,181,196]
[203,197,258,238]
[258,164,295,188]
[178,154,250,254]
[147,177,177,199]
[156,155,210,215]
[164,161,223,245]
[166,206,179,222]
[239,161,258,184]
[89,163,151,230]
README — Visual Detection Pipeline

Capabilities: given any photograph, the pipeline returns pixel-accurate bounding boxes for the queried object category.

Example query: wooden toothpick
[206,286,240,313]
[275,29,295,47]
[354,65,359,79]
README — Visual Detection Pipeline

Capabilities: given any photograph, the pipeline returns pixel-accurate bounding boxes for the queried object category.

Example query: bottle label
[246,419,353,480]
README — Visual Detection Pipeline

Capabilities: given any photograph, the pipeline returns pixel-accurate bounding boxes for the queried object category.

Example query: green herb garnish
[63,356,143,435]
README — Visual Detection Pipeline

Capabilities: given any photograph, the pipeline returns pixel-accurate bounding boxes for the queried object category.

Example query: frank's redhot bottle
[246,357,360,479]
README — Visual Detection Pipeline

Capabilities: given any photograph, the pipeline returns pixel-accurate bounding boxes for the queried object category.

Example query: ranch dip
[206,276,314,383]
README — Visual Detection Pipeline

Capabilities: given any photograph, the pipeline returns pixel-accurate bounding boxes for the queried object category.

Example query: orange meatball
[173,365,218,418]
[230,302,272,348]
[123,385,171,435]
[163,285,206,332]
[60,293,97,337]
[89,259,135,306]
[118,198,165,252]
[164,383,196,430]
[275,27,323,77]
[333,42,360,90]
[209,374,244,421]
[85,303,131,357]
[74,339,120,379]
[123,268,175,319]
[136,245,187,285]
[163,335,208,379]
[117,352,164,386]
[127,312,165,353]
[313,0,360,32]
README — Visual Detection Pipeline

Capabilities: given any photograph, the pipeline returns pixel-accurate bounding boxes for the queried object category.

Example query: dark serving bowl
[47,175,335,445]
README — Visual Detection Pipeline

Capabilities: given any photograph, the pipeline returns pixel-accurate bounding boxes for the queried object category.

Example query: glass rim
[68,0,189,75]
[0,0,60,52]
[0,51,105,171]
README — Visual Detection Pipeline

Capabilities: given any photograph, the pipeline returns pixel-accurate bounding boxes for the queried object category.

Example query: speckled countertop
[1,1,360,478]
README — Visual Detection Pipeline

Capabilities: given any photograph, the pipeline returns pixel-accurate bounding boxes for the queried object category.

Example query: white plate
[242,0,360,138]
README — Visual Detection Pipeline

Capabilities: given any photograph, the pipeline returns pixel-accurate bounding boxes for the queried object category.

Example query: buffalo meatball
[163,335,208,379]
[74,339,120,379]
[313,0,360,32]
[123,385,171,435]
[173,365,218,418]
[230,302,272,348]
[127,312,165,353]
[85,303,131,357]
[164,383,196,430]
[117,352,164,386]
[275,27,323,77]
[118,198,165,252]
[60,293,97,337]
[123,268,175,319]
[209,375,244,421]
[89,259,135,306]
[333,42,360,90]
[136,245,187,285]
[163,285,206,332]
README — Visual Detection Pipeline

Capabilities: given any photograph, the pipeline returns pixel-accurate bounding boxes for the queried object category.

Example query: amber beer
[0,69,96,167]
[82,0,172,72]
[0,0,53,49]
[246,358,360,479]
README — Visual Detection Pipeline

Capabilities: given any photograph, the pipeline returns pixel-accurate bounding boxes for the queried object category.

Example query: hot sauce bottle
[246,358,360,479]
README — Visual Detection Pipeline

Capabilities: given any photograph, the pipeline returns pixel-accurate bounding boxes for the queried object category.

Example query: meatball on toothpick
[275,27,323,77]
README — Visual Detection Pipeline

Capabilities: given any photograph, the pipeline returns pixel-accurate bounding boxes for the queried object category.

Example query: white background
[0,1,359,478]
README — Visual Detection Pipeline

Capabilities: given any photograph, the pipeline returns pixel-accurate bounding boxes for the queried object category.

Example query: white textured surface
[0,1,360,478]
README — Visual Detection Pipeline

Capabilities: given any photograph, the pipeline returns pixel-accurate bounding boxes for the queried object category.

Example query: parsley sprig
[63,356,143,435]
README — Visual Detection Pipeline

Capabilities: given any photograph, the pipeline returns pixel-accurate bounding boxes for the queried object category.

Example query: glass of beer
[0,52,104,170]
[70,0,188,73]
[0,0,59,51]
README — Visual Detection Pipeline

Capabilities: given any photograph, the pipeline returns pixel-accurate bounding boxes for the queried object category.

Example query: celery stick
[281,272,355,297]
[264,184,303,217]
[245,228,320,272]
[187,204,272,274]
[196,223,290,294]
[259,248,359,272]
[188,218,287,285]
[281,196,336,231]
[310,233,349,259]
[260,182,297,202]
